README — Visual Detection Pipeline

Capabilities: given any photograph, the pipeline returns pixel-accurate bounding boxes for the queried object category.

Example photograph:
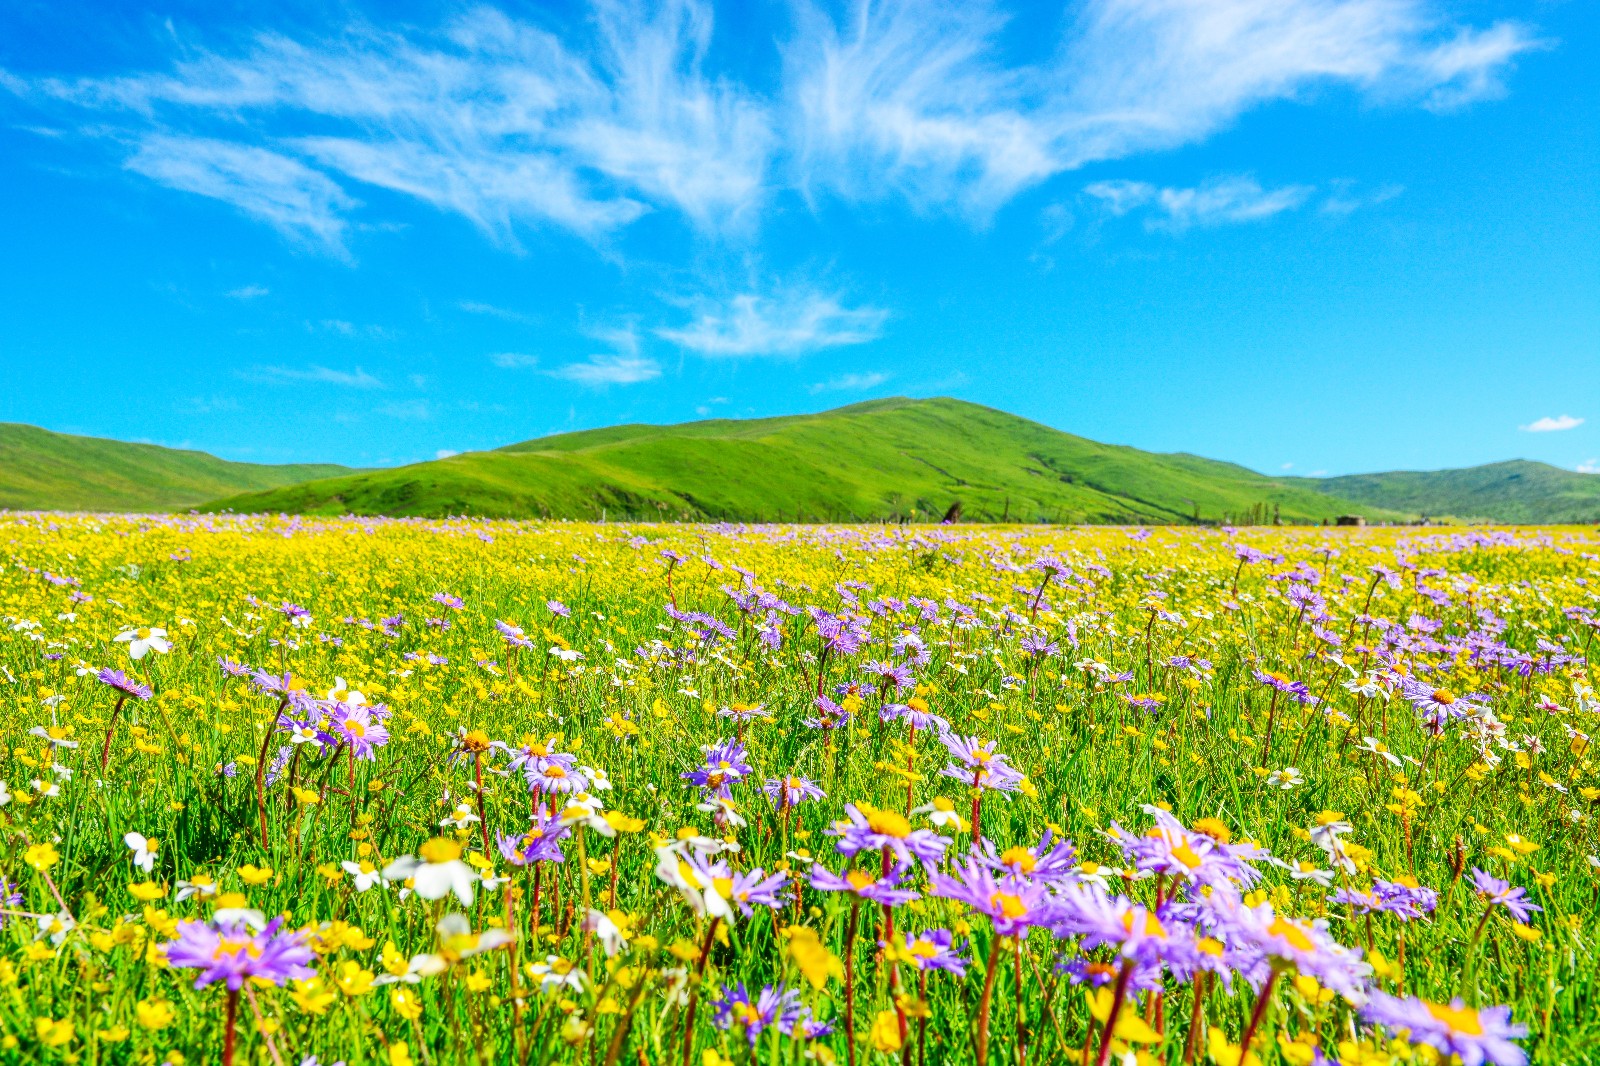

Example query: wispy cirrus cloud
[788,0,1543,217]
[548,354,661,386]
[489,352,540,369]
[125,135,356,254]
[1084,175,1315,232]
[225,284,270,299]
[16,2,763,250]
[243,364,383,388]
[658,289,887,357]
[458,300,536,324]
[1520,414,1583,433]
[809,371,891,394]
[2,0,1543,247]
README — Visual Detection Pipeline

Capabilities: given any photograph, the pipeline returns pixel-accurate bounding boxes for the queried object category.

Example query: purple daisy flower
[97,668,153,701]
[809,863,921,907]
[763,774,826,809]
[511,740,589,796]
[1364,993,1527,1066]
[928,859,1049,937]
[164,917,315,990]
[681,738,751,800]
[804,696,852,730]
[971,830,1078,886]
[495,620,535,650]
[0,878,21,927]
[713,983,797,1045]
[828,803,949,869]
[686,856,790,917]
[330,705,389,760]
[897,928,968,976]
[881,702,949,732]
[1470,869,1542,924]
[496,810,570,866]
[938,734,1025,794]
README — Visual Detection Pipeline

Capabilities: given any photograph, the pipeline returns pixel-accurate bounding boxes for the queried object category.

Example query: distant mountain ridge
[0,422,361,512]
[4,400,1594,524]
[1290,460,1600,524]
[196,398,1404,524]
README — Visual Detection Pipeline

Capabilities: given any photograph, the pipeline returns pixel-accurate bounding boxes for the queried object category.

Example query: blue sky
[1,0,1595,476]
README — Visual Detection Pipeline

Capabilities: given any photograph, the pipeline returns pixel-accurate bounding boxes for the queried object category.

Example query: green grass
[1,516,1594,1065]
[0,423,360,512]
[1291,461,1600,524]
[199,397,1405,524]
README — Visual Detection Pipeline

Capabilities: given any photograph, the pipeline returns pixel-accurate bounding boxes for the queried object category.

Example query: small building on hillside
[1335,515,1366,527]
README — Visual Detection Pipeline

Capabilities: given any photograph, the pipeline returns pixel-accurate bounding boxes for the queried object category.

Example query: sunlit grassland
[0,513,1596,1065]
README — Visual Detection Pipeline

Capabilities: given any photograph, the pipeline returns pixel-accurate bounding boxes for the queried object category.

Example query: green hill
[1290,460,1600,524]
[197,397,1400,524]
[0,422,360,512]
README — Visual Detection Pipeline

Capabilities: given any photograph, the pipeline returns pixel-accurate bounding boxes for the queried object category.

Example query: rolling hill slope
[0,423,360,512]
[1291,461,1600,524]
[198,398,1401,524]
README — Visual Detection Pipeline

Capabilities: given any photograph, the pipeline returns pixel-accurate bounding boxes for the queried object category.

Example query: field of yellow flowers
[2,513,1596,1066]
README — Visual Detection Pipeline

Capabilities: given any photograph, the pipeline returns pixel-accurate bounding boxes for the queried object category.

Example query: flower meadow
[2,514,1598,1066]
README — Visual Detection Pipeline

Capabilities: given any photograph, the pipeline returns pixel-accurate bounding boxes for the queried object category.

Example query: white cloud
[1320,180,1404,215]
[459,300,535,323]
[1085,175,1315,231]
[245,364,382,388]
[379,400,433,420]
[436,448,460,459]
[809,371,891,394]
[549,354,661,386]
[7,0,1542,243]
[658,289,887,357]
[1577,459,1599,474]
[787,0,1054,215]
[1520,415,1583,433]
[226,284,270,299]
[787,0,1542,214]
[23,3,763,249]
[125,135,355,253]
[490,352,541,369]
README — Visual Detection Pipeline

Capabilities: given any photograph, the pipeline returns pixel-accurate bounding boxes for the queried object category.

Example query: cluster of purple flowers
[712,983,832,1045]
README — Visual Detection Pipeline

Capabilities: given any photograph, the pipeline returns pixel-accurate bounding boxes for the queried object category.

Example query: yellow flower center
[1424,1001,1484,1036]
[214,938,263,961]
[1192,818,1231,843]
[1268,917,1316,954]
[999,846,1038,872]
[1170,843,1203,870]
[989,892,1029,920]
[1432,689,1456,705]
[419,838,462,864]
[846,871,878,891]
[865,808,912,839]
[1121,911,1166,939]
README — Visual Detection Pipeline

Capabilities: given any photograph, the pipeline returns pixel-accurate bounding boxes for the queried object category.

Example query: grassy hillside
[0,423,359,512]
[199,398,1401,524]
[1290,460,1600,524]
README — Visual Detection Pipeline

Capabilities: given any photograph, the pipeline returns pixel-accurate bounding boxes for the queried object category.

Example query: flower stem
[100,693,128,772]
[1237,972,1278,1064]
[223,988,239,1066]
[844,899,861,1066]
[976,933,1003,1066]
[1093,961,1133,1066]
